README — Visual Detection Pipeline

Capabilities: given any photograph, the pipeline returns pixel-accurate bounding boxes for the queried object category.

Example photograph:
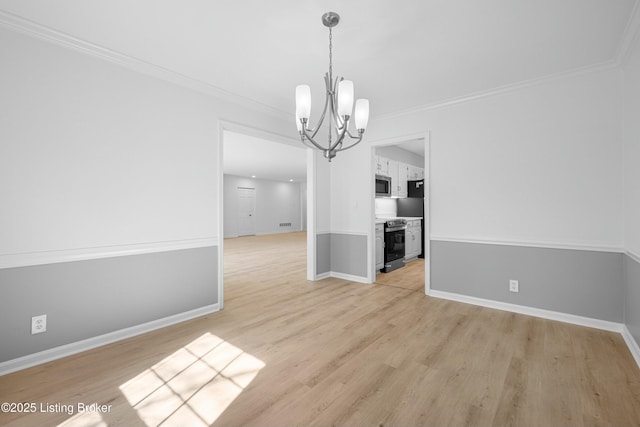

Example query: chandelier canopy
[295,12,369,162]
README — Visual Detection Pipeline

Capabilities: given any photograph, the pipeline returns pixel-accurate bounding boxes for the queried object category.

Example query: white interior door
[237,187,256,236]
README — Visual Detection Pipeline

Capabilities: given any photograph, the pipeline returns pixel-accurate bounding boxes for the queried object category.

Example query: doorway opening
[219,124,310,309]
[372,135,430,294]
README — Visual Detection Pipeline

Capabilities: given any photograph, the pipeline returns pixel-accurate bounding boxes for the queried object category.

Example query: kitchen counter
[376,216,423,221]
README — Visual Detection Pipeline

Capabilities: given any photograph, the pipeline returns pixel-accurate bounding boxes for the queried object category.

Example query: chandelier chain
[329,26,333,83]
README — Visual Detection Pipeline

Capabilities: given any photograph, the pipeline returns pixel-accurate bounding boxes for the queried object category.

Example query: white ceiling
[1,1,637,180]
[223,131,306,183]
[0,0,637,117]
[395,139,425,159]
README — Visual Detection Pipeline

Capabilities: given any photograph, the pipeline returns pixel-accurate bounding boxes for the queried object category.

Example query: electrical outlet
[509,280,519,293]
[31,315,47,334]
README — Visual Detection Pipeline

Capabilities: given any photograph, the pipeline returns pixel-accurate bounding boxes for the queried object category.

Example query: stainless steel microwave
[375,174,392,197]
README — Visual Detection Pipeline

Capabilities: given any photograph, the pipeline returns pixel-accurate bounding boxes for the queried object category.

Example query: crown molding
[375,60,619,121]
[376,0,640,121]
[3,5,639,124]
[0,10,290,121]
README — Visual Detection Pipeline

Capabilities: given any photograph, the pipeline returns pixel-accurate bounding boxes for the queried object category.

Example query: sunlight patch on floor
[116,332,265,426]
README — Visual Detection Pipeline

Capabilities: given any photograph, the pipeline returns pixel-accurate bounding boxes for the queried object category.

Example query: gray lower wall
[316,233,367,278]
[330,234,368,278]
[625,254,640,346]
[316,233,330,275]
[431,240,624,322]
[0,246,218,363]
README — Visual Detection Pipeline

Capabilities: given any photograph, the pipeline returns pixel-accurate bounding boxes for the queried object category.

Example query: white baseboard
[431,290,640,370]
[0,303,220,376]
[627,250,640,265]
[312,271,370,284]
[330,271,371,284]
[429,290,624,333]
[622,326,640,369]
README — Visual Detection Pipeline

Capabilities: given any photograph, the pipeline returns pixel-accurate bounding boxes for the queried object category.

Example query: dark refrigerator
[397,180,425,258]
[407,179,424,198]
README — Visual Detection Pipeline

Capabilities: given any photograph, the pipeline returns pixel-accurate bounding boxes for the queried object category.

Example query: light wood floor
[1,231,640,426]
[376,257,425,292]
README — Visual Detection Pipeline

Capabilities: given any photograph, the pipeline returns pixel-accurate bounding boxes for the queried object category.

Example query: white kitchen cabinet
[375,157,421,197]
[375,155,389,176]
[390,161,412,197]
[408,165,424,181]
[387,160,399,197]
[405,228,416,260]
[413,220,422,258]
[407,165,418,180]
[375,223,384,271]
[398,163,409,198]
[405,219,422,260]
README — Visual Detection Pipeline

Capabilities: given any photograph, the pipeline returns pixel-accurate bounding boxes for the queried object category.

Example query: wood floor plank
[1,231,639,427]
[375,258,425,292]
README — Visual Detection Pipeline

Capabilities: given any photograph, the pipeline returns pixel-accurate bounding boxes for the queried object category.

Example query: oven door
[384,226,405,262]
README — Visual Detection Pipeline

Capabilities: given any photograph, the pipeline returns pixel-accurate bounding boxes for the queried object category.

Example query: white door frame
[306,148,317,281]
[217,120,315,309]
[369,132,431,295]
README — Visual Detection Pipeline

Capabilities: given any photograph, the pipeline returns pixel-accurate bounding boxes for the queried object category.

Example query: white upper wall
[329,146,373,235]
[0,27,291,258]
[623,34,640,257]
[331,67,624,250]
[314,151,331,234]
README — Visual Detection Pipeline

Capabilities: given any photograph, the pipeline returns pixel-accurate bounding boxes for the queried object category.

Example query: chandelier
[295,12,369,162]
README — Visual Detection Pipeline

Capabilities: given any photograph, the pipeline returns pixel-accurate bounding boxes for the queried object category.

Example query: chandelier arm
[310,73,333,140]
[346,128,361,139]
[309,115,326,140]
[301,125,329,151]
[332,134,363,152]
[299,137,322,151]
[328,120,350,152]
